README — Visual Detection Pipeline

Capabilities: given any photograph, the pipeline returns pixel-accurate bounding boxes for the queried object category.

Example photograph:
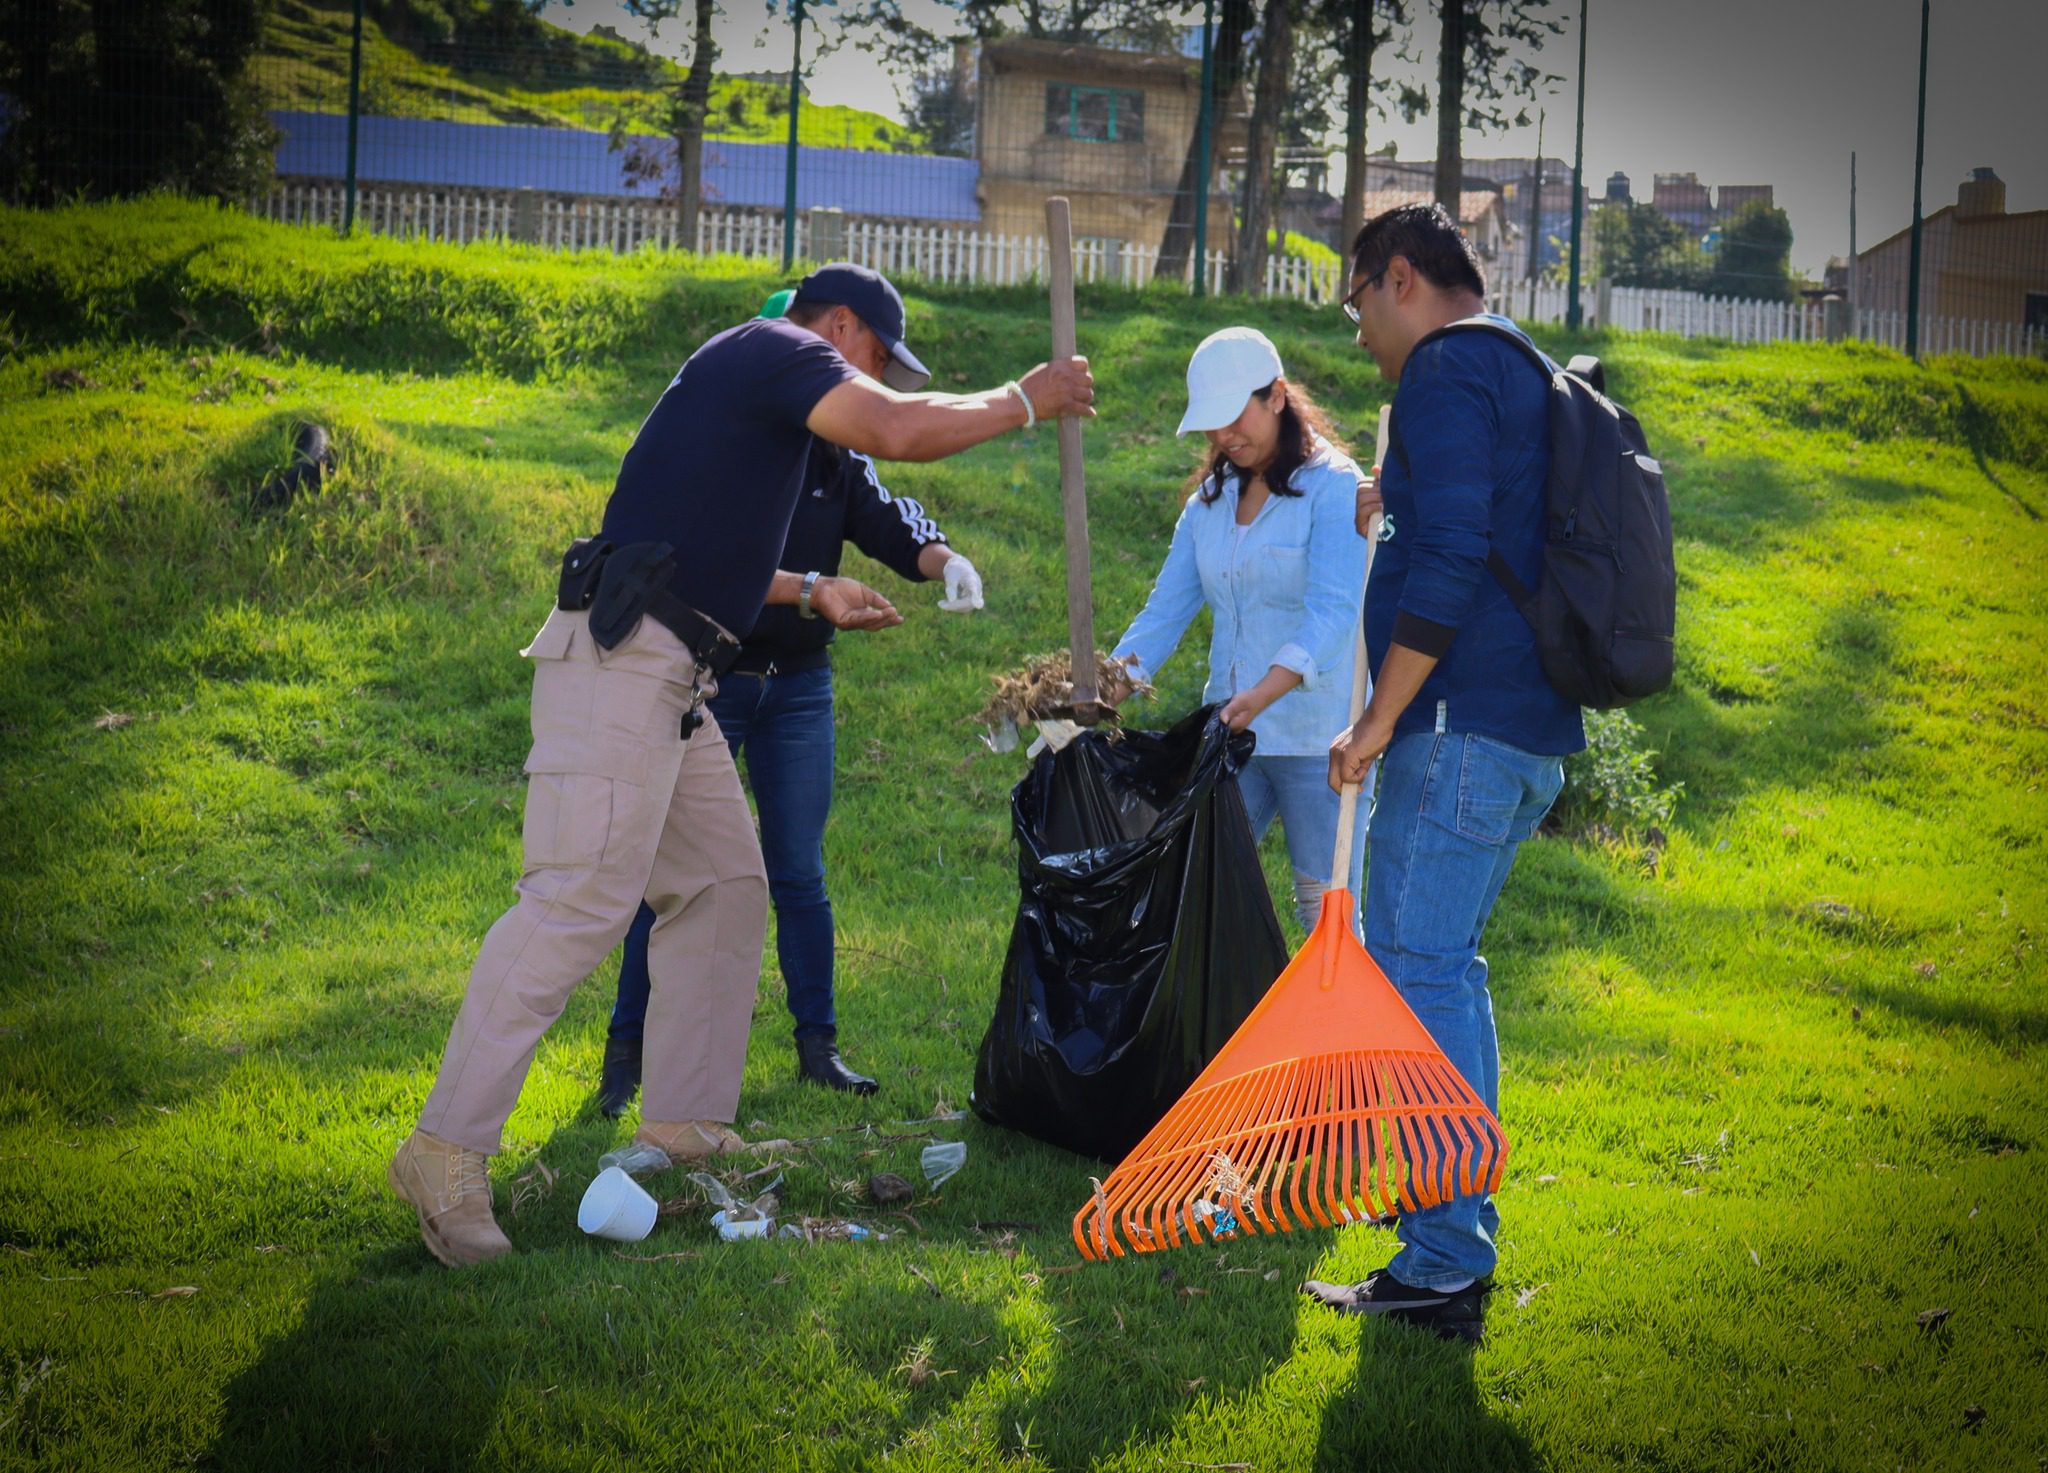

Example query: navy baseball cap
[790,262,931,392]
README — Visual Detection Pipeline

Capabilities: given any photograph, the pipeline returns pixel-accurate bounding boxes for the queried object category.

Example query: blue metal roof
[268,111,980,222]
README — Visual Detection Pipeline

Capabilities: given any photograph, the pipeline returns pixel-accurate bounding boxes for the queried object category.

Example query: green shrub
[1556,708,1682,836]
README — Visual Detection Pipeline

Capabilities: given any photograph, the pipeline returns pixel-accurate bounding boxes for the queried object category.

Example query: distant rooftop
[268,111,982,222]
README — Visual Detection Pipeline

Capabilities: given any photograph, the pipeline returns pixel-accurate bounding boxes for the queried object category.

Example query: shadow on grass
[202,1236,1008,1470]
[1314,1325,1536,1471]
[1652,596,1902,812]
[1856,977,2044,1056]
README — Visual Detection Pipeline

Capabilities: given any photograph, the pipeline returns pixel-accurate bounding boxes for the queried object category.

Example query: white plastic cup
[578,1166,658,1243]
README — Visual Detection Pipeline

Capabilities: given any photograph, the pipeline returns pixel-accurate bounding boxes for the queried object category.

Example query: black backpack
[1389,318,1675,710]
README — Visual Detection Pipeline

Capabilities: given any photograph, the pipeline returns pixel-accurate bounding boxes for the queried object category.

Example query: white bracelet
[1005,380,1037,431]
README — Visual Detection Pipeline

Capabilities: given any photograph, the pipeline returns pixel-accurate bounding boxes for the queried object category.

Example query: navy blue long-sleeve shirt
[730,444,949,674]
[1368,315,1585,756]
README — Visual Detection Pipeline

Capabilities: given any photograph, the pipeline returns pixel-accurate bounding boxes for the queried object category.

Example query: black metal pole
[343,0,364,235]
[1905,0,1929,361]
[783,0,804,272]
[1527,110,1545,284]
[1565,0,1588,330]
[1192,0,1216,295]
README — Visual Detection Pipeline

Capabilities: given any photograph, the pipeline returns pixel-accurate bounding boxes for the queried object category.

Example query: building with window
[1853,168,2048,329]
[972,37,1239,259]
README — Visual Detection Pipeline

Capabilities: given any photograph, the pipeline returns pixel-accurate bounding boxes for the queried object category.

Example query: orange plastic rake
[1072,408,1508,1260]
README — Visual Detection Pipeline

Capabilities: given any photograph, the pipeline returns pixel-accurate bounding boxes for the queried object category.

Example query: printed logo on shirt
[1377,513,1397,543]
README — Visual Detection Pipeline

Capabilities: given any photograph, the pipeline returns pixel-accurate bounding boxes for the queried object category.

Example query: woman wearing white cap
[1108,327,1371,932]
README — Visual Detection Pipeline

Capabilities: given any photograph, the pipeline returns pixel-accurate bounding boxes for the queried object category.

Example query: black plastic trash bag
[971,706,1290,1160]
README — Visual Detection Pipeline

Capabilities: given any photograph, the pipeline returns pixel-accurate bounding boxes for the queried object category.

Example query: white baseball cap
[1177,327,1284,435]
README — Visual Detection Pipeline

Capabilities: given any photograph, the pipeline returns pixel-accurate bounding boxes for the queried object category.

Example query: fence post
[342,0,365,236]
[1565,0,1589,330]
[1192,0,1216,298]
[1906,0,1930,362]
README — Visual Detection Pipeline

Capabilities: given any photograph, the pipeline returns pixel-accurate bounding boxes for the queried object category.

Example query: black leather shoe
[596,1035,642,1119]
[795,1033,878,1096]
[1300,1270,1489,1343]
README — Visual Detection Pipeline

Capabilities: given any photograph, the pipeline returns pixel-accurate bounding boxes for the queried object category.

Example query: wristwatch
[798,570,823,619]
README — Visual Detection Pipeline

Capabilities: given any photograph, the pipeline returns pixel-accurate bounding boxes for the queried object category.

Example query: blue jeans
[1237,753,1369,934]
[1367,727,1563,1288]
[611,663,838,1043]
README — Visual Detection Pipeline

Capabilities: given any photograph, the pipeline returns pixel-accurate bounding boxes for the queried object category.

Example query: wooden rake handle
[1044,196,1102,723]
[1328,404,1393,887]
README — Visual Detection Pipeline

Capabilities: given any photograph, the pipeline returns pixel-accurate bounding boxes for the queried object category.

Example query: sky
[544,0,2047,276]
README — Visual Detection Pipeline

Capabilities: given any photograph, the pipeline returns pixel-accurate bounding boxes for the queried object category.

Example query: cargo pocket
[521,608,577,663]
[520,771,616,871]
[520,736,648,872]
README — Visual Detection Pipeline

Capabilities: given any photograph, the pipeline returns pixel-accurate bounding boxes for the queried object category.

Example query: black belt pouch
[588,542,678,650]
[558,537,612,611]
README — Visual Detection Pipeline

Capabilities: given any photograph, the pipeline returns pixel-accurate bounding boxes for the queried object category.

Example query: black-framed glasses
[1341,265,1389,324]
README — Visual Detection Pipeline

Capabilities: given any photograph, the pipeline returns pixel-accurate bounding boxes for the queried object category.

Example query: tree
[0,0,275,204]
[1706,200,1795,303]
[1231,0,1293,294]
[1589,202,1705,291]
[908,53,977,158]
[1433,0,1464,213]
[1334,0,1406,257]
[607,0,719,249]
[1425,1,1560,221]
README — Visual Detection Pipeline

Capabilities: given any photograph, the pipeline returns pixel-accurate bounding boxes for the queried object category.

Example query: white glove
[938,553,984,613]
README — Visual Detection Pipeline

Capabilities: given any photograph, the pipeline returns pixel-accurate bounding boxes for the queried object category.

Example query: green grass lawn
[259,0,930,151]
[1,199,2044,1471]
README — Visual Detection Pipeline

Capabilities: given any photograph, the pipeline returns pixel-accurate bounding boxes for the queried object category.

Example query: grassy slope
[0,199,2044,1472]
[260,0,929,151]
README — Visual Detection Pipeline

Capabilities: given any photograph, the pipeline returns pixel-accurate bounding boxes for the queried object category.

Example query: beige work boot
[388,1129,514,1268]
[634,1119,747,1161]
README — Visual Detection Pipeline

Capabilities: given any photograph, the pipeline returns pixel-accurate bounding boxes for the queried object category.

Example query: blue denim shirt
[1113,440,1368,758]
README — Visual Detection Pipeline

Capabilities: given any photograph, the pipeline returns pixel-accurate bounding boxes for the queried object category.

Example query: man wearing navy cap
[594,287,986,1110]
[389,262,1092,1267]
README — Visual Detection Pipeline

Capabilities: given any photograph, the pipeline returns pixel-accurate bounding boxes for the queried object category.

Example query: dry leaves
[509,1158,557,1217]
[975,648,1149,728]
[93,711,134,732]
[1916,1306,1953,1331]
[152,1285,200,1300]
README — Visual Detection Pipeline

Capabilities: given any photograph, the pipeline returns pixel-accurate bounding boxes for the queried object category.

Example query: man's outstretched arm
[807,357,1094,463]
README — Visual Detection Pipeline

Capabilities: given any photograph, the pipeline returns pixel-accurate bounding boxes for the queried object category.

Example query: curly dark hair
[1184,378,1352,505]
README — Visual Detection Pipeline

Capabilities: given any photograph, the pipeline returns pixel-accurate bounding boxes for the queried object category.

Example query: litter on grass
[780,1218,887,1242]
[712,1210,774,1241]
[921,1141,968,1188]
[597,1140,674,1177]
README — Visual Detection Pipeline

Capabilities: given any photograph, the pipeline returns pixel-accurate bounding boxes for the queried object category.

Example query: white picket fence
[1490,276,2043,358]
[255,181,2041,358]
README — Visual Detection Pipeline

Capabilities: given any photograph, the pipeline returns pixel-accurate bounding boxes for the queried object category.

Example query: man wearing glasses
[1305,203,1586,1342]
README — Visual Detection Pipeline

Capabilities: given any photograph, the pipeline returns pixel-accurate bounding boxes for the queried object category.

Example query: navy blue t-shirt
[1368,315,1585,756]
[600,317,860,638]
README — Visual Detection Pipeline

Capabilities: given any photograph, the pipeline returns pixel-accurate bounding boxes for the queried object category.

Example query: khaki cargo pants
[418,605,768,1154]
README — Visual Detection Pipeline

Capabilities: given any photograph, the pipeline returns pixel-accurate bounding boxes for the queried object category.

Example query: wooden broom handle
[1328,405,1393,886]
[1045,197,1101,720]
